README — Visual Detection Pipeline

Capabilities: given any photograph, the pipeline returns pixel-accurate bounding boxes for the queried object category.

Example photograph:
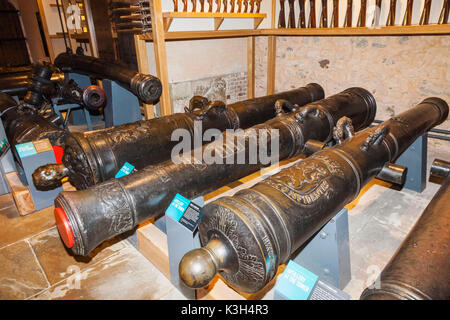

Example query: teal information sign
[275,260,319,300]
[115,162,136,178]
[0,138,7,150]
[0,138,9,159]
[16,142,37,159]
[166,193,191,222]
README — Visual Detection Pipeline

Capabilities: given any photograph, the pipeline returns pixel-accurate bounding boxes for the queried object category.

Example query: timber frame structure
[135,0,449,120]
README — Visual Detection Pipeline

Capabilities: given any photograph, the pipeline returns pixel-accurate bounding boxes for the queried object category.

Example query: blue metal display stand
[395,134,427,193]
[102,79,142,127]
[61,74,142,129]
[292,208,351,290]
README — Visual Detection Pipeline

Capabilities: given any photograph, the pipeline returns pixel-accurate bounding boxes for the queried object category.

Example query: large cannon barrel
[0,64,63,106]
[0,72,65,98]
[33,84,325,190]
[0,92,67,158]
[0,74,31,97]
[54,52,162,104]
[360,159,450,300]
[178,97,448,294]
[53,87,376,257]
[0,64,68,154]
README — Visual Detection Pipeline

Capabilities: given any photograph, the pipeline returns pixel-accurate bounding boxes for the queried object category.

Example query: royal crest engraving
[207,206,266,287]
[263,155,345,205]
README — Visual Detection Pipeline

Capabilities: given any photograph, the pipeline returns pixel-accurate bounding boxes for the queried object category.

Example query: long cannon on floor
[360,159,450,300]
[33,84,325,190]
[53,87,376,256]
[54,52,162,104]
[178,97,448,294]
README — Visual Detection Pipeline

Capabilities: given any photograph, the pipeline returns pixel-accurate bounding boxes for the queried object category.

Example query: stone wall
[169,72,248,114]
[255,35,449,133]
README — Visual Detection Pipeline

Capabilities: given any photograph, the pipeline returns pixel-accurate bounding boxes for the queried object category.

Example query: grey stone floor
[0,140,448,300]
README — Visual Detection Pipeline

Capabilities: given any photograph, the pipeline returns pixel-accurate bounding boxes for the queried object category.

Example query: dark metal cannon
[0,92,66,159]
[52,87,376,256]
[0,64,67,148]
[0,71,64,98]
[56,79,107,112]
[0,62,107,151]
[54,52,162,104]
[178,97,448,293]
[0,63,105,110]
[33,84,325,190]
[23,63,59,107]
[360,159,450,300]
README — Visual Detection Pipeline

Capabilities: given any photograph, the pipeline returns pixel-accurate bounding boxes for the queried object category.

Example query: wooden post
[83,0,99,57]
[37,0,56,62]
[60,0,77,53]
[266,0,277,95]
[247,36,255,99]
[134,34,155,119]
[149,0,172,116]
[266,36,276,95]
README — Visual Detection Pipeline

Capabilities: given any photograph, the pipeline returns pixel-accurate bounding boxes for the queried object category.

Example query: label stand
[0,120,15,195]
[156,195,204,299]
[274,260,350,300]
[14,139,63,212]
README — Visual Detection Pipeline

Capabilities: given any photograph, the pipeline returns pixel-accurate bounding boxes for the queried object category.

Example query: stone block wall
[169,72,248,114]
[255,35,449,133]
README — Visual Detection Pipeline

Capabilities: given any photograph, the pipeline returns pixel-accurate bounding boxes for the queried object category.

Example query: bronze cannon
[178,97,448,293]
[52,87,376,256]
[33,84,325,190]
[360,159,450,300]
[54,52,162,104]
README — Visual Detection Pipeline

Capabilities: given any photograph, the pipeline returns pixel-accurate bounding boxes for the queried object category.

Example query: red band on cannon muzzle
[54,207,75,248]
